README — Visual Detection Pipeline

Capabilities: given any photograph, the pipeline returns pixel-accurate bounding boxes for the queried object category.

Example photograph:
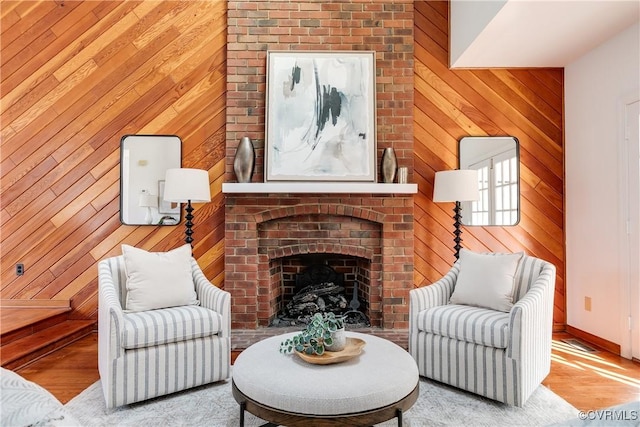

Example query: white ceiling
[451,0,640,68]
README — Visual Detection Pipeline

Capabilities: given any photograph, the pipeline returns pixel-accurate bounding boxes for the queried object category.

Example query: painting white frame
[265,51,377,182]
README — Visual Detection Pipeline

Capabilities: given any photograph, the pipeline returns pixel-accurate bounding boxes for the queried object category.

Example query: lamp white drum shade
[163,168,211,203]
[433,170,479,202]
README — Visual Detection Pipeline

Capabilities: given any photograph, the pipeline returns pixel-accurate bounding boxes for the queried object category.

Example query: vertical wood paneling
[413,1,566,326]
[1,1,228,321]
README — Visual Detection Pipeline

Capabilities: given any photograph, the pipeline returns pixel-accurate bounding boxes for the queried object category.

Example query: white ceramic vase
[325,328,346,352]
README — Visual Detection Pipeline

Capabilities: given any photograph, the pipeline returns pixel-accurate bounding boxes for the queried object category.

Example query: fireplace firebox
[272,260,370,327]
[224,193,414,330]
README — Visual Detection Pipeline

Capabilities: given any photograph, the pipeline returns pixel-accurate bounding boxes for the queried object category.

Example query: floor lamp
[163,168,211,246]
[433,170,479,260]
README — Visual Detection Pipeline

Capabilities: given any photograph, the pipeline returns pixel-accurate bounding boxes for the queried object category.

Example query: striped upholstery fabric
[416,304,510,348]
[98,255,231,408]
[122,305,223,350]
[409,254,555,407]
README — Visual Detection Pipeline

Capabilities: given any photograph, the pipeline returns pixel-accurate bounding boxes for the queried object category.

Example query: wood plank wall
[1,1,228,320]
[413,2,565,327]
[1,1,566,328]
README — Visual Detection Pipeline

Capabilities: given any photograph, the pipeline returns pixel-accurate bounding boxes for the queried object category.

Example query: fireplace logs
[285,281,348,317]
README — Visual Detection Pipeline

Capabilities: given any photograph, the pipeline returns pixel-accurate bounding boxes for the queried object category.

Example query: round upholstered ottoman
[232,331,419,426]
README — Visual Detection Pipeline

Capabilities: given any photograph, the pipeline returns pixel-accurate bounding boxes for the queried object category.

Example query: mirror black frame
[459,136,520,226]
[119,135,182,226]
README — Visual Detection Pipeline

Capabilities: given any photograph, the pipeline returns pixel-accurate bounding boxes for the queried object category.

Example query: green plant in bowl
[279,312,345,356]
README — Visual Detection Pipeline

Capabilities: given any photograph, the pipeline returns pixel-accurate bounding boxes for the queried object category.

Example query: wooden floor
[14,332,640,411]
[543,332,640,410]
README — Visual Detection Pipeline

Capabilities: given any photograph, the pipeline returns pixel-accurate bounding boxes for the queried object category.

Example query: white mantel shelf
[222,182,418,194]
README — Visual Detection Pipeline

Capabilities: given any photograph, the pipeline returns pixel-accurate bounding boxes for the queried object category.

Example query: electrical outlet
[584,296,592,312]
[16,263,24,276]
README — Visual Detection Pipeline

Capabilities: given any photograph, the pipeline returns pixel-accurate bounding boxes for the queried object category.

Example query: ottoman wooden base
[233,381,419,427]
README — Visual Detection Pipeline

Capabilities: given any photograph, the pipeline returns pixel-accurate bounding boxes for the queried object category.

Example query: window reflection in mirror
[459,136,520,226]
[120,135,182,225]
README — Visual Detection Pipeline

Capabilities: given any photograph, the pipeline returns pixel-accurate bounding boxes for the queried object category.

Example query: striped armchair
[98,256,231,408]
[409,254,556,407]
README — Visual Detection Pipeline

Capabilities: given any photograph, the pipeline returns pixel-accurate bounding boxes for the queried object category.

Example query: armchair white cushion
[121,244,198,312]
[449,249,523,312]
[98,255,231,408]
[409,252,556,407]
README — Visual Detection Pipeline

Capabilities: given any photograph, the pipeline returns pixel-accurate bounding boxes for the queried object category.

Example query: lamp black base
[452,202,463,260]
[184,201,194,246]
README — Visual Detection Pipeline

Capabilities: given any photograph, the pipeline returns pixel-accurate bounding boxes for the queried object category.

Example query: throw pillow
[449,249,523,312]
[122,244,199,312]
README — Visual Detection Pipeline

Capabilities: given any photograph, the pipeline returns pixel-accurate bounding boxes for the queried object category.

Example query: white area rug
[65,376,580,426]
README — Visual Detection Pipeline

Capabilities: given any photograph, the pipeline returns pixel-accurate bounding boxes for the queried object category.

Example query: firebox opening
[270,254,372,328]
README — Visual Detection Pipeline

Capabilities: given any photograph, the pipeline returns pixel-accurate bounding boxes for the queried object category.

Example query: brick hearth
[231,327,409,351]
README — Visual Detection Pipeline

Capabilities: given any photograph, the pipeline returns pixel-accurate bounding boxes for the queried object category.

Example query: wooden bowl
[295,337,366,365]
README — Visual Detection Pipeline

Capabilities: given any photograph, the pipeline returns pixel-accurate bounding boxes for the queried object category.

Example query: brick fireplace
[224,1,415,331]
[225,194,413,329]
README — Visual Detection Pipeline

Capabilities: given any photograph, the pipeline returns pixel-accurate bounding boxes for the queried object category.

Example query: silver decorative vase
[381,147,397,183]
[233,136,255,183]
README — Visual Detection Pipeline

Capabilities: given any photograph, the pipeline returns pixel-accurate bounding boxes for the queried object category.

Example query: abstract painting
[265,51,376,181]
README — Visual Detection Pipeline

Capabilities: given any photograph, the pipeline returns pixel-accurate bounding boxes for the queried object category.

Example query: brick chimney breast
[225,1,414,331]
